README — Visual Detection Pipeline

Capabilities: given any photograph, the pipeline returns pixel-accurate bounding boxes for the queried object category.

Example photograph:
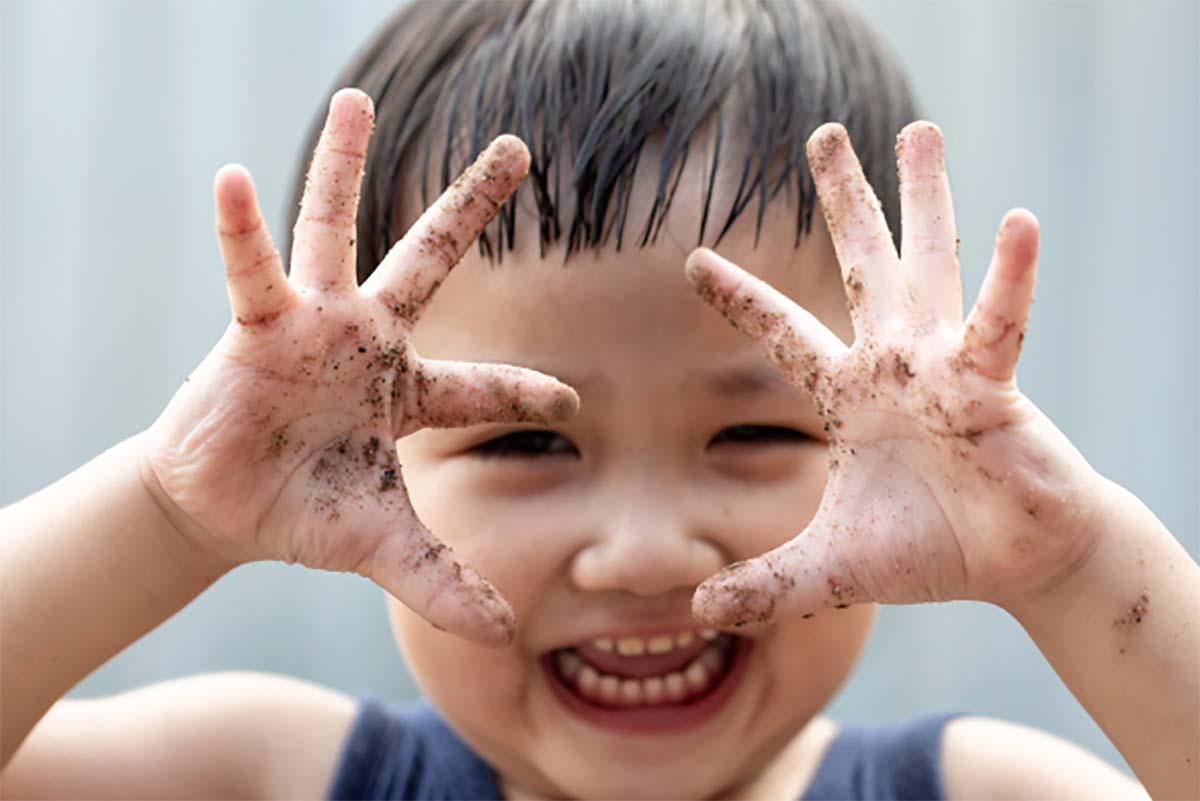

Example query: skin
[385,116,1198,798]
[386,141,873,798]
[120,87,1195,798]
[685,122,1104,621]
[140,89,580,646]
[132,87,874,799]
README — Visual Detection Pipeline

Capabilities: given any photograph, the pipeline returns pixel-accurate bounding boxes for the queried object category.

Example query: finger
[691,510,873,628]
[400,359,580,433]
[806,123,901,334]
[897,121,963,322]
[362,134,530,324]
[290,87,374,292]
[685,247,847,395]
[960,209,1039,382]
[367,509,517,647]
[214,164,298,326]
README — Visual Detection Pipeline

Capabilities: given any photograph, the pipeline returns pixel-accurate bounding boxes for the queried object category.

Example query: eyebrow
[543,362,801,401]
[688,362,799,398]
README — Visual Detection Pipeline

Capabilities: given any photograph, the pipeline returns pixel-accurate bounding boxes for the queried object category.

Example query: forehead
[405,141,851,386]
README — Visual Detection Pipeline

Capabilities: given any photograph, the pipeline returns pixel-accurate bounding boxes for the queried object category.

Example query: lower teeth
[555,636,734,707]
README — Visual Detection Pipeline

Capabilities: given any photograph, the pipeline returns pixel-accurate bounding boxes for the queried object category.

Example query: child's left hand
[686,121,1106,625]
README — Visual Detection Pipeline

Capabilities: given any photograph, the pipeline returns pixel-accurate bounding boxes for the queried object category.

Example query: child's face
[387,164,875,799]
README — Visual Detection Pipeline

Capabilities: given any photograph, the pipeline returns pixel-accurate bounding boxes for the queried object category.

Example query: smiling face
[386,155,876,799]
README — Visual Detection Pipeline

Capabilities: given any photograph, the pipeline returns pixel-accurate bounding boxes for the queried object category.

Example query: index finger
[685,248,847,395]
[362,135,530,324]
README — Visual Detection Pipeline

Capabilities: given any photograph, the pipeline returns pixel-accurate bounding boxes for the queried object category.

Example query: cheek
[396,454,569,615]
[401,443,831,585]
[719,448,829,553]
[387,596,528,704]
[767,604,876,709]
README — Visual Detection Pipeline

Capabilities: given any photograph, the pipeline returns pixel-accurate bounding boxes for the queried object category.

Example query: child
[2,0,1195,798]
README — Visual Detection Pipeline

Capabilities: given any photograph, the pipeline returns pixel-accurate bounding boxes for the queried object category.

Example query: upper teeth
[592,629,718,655]
[555,633,733,707]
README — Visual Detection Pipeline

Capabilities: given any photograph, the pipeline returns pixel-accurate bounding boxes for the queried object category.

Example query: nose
[569,481,727,597]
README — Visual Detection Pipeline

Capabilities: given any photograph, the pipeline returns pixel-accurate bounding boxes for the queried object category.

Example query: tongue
[572,637,714,679]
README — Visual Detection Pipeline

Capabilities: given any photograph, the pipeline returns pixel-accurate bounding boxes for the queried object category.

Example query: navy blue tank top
[326,695,964,800]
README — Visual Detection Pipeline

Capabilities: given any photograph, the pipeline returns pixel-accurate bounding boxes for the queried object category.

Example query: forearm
[1004,477,1199,800]
[0,432,237,767]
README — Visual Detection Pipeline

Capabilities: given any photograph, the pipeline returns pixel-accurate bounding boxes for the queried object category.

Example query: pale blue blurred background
[1,0,1196,780]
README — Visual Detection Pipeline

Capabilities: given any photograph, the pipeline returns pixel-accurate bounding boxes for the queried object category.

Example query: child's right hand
[137,89,576,647]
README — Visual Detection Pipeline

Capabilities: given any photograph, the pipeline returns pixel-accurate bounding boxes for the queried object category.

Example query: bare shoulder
[2,671,358,801]
[749,714,840,800]
[941,716,1150,801]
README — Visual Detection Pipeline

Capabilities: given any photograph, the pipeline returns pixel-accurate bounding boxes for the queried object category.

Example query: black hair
[284,0,922,282]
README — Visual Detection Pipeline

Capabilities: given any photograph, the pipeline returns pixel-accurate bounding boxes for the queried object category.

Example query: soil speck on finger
[362,435,380,466]
[688,266,738,320]
[892,352,916,385]
[379,466,398,492]
[419,228,461,269]
[268,425,290,459]
[964,317,1018,354]
[827,575,856,609]
[378,279,444,325]
[722,585,776,628]
[809,129,842,178]
[948,351,975,375]
[844,267,865,314]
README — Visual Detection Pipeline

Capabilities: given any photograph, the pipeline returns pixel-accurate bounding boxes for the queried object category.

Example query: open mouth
[540,632,752,735]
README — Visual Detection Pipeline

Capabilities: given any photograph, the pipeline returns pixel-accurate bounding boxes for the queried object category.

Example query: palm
[141,90,576,645]
[151,297,418,572]
[687,122,1100,626]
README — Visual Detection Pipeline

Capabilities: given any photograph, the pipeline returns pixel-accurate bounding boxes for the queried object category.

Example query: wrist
[994,476,1200,799]
[1000,476,1152,624]
[129,429,246,574]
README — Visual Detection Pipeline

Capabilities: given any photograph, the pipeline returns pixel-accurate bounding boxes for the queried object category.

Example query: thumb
[365,506,517,647]
[401,358,579,434]
[691,510,874,628]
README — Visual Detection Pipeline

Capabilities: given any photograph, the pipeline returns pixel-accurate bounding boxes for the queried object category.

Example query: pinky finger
[214,164,298,326]
[961,209,1039,381]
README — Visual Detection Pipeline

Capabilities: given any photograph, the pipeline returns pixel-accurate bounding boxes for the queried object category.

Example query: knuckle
[217,216,265,242]
[227,248,279,279]
[298,205,357,230]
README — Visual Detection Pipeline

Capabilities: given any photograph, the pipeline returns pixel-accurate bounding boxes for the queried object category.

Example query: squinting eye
[473,430,579,459]
[709,424,812,447]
